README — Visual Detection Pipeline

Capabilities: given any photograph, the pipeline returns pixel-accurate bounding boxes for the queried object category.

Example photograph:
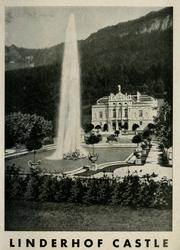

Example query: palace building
[91,85,158,132]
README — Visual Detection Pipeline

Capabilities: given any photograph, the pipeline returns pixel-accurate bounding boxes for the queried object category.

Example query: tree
[153,79,164,95]
[142,129,151,140]
[132,123,139,131]
[114,130,120,137]
[86,133,101,155]
[5,112,53,149]
[147,123,155,130]
[83,123,94,133]
[95,125,101,130]
[142,83,149,94]
[154,101,172,148]
[132,134,142,146]
[6,9,173,125]
[25,119,43,163]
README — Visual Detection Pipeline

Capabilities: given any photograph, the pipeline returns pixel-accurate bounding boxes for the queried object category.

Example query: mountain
[5,7,173,124]
[5,7,172,70]
[85,7,172,40]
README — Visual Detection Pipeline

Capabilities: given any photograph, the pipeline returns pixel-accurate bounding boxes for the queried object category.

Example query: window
[124,122,128,130]
[113,109,116,118]
[99,111,103,119]
[139,110,143,117]
[112,122,116,130]
[124,108,128,118]
[140,121,143,126]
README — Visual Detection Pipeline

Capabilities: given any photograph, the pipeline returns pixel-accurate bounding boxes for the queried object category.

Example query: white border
[1,0,180,249]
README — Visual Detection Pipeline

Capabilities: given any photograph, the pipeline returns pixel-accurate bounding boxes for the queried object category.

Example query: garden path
[114,141,172,180]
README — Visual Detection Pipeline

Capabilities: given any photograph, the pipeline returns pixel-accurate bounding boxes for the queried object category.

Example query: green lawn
[5,147,134,174]
[5,201,172,231]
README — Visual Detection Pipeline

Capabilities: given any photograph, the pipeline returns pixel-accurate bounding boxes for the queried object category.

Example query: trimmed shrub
[24,174,41,201]
[142,129,151,140]
[114,130,120,137]
[53,177,73,202]
[153,178,172,209]
[107,134,117,143]
[70,178,86,203]
[5,166,27,200]
[132,134,142,145]
[132,124,139,131]
[38,175,55,202]
[111,180,128,205]
[97,178,113,204]
[83,178,99,204]
[5,166,172,209]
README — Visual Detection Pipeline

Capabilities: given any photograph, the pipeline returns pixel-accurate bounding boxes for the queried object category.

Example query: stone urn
[28,160,41,169]
[88,152,99,164]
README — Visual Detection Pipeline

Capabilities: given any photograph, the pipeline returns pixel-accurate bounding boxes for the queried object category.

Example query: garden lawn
[5,201,172,231]
[5,147,134,173]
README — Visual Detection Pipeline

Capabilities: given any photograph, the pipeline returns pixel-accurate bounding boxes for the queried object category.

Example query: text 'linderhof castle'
[91,85,158,132]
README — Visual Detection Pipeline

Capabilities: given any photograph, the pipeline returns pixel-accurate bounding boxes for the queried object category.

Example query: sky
[5,6,164,49]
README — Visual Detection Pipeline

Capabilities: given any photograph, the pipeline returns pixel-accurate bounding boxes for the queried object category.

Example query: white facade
[91,85,158,132]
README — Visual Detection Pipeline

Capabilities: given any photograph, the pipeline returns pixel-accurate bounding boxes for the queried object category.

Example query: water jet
[48,14,86,160]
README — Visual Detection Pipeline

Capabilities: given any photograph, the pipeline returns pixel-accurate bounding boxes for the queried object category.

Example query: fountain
[49,14,86,160]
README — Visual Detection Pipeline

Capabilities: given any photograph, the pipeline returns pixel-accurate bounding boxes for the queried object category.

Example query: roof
[139,95,154,102]
[97,96,109,104]
[96,94,156,105]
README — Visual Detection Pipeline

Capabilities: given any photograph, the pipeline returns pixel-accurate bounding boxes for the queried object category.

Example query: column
[116,120,118,131]
[108,121,112,132]
[116,107,119,118]
[121,108,124,123]
[116,107,119,131]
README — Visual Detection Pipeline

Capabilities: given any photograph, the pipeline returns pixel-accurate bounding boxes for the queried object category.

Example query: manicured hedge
[5,167,172,209]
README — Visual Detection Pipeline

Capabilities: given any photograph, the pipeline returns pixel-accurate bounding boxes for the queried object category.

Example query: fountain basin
[5,147,134,175]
